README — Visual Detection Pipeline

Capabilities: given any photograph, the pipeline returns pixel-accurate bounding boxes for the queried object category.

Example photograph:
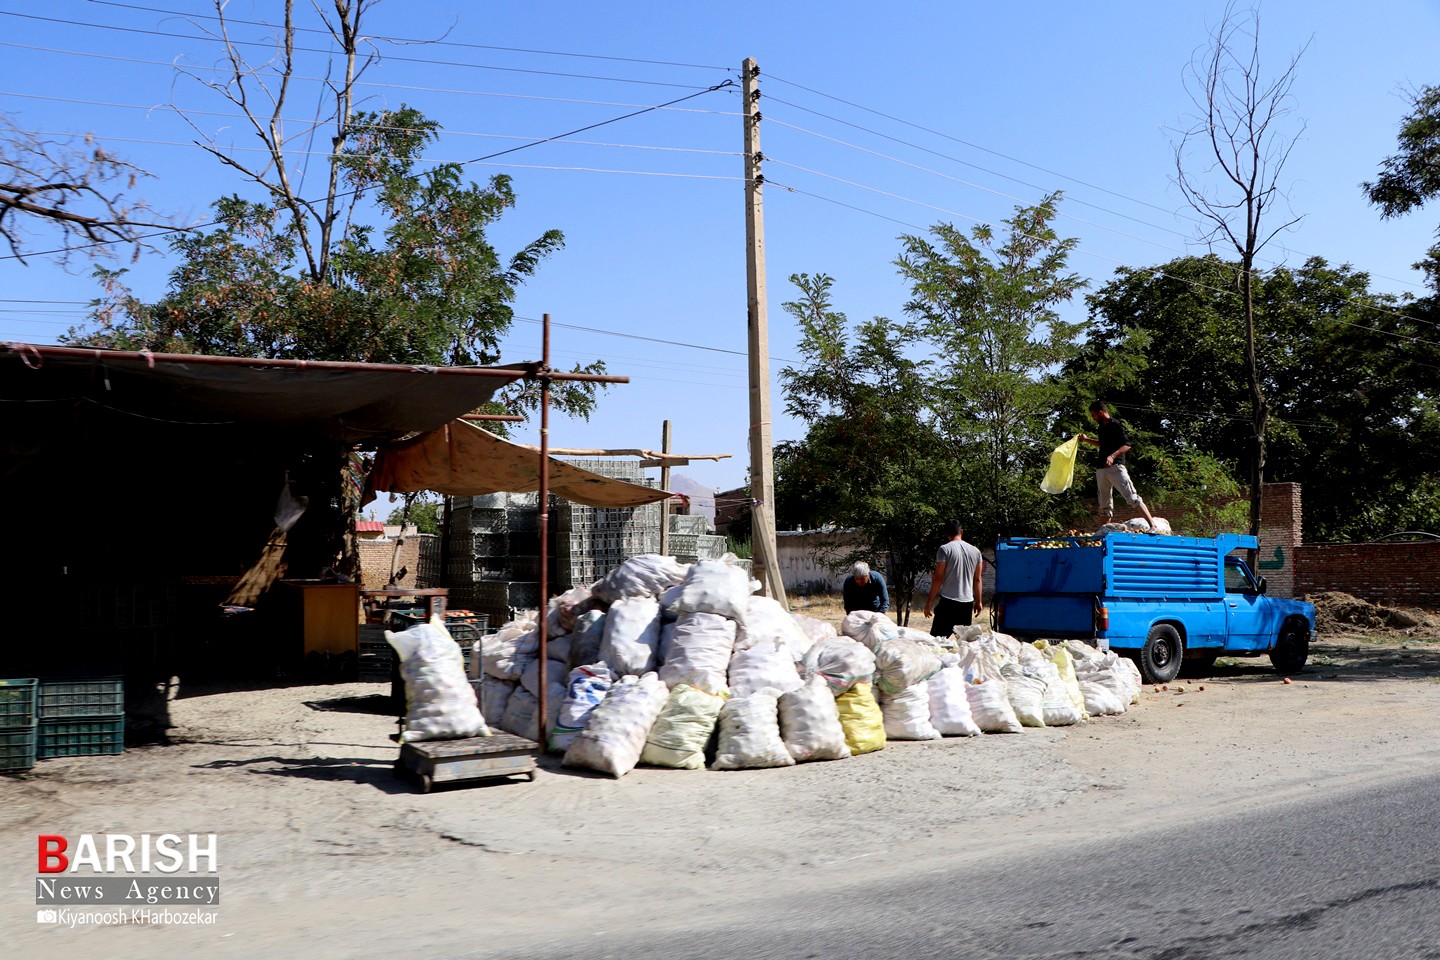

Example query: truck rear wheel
[1270,620,1309,674]
[1137,624,1183,684]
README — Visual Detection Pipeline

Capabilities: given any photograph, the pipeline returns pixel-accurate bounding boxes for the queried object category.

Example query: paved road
[489,770,1440,960]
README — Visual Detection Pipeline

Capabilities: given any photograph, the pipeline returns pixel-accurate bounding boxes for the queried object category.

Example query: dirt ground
[4,594,1440,959]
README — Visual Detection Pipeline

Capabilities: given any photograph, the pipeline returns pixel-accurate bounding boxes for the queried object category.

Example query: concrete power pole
[741,57,786,605]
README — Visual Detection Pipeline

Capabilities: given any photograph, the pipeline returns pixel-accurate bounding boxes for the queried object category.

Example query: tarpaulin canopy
[370,419,671,507]
[0,345,528,443]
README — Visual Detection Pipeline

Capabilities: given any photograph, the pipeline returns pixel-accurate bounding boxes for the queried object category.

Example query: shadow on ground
[1183,639,1440,684]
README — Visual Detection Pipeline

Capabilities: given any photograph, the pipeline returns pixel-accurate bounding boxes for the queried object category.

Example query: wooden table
[361,587,448,621]
[394,733,539,793]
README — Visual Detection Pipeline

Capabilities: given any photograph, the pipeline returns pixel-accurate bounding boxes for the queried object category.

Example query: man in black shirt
[1079,400,1158,528]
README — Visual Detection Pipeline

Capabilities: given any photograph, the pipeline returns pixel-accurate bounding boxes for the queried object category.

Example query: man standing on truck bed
[923,520,984,638]
[1079,400,1158,529]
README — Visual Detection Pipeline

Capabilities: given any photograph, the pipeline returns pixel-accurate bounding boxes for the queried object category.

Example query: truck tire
[1270,620,1309,674]
[1137,624,1184,684]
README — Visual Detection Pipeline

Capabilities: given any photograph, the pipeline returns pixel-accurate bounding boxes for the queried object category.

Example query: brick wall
[1294,541,1440,608]
[358,537,421,591]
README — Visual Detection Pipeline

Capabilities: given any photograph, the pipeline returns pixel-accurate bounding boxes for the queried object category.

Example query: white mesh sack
[520,656,570,699]
[599,595,662,676]
[566,610,607,671]
[562,672,670,778]
[593,555,689,603]
[672,558,754,625]
[840,610,900,651]
[872,638,944,697]
[478,676,515,728]
[1000,663,1047,728]
[926,666,981,736]
[965,676,1023,733]
[500,686,540,741]
[659,611,737,694]
[735,596,811,659]
[482,620,540,680]
[728,638,803,699]
[1079,679,1126,717]
[792,614,838,647]
[639,683,726,769]
[801,637,877,693]
[713,690,796,770]
[547,664,615,754]
[1037,661,1083,727]
[878,683,941,740]
[388,619,489,743]
[778,675,851,762]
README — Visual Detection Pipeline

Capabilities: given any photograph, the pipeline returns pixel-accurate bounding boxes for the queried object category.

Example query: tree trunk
[1242,259,1268,570]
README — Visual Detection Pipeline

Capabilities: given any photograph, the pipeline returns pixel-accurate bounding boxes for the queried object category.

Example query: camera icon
[36,909,58,924]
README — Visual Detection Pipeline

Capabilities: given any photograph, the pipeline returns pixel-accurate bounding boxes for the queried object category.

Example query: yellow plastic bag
[1041,434,1080,494]
[834,681,886,756]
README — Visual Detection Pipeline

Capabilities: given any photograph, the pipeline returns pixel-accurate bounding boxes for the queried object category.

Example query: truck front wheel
[1137,624,1184,684]
[1270,620,1309,675]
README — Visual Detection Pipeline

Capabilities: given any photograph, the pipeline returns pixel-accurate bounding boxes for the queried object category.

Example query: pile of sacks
[469,554,1146,779]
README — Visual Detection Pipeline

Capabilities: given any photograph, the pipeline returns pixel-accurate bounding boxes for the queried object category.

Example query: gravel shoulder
[4,625,1439,959]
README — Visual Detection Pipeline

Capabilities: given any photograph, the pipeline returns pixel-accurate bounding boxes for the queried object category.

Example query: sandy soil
[4,604,1440,959]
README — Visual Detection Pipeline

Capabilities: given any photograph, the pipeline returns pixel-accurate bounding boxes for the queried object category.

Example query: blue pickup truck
[993,532,1317,683]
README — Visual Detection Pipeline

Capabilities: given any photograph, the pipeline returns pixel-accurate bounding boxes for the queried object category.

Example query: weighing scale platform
[394,732,539,792]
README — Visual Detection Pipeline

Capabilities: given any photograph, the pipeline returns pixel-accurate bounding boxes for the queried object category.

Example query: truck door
[1223,558,1269,651]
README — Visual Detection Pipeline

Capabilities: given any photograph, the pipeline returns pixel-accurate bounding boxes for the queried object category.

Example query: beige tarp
[371,420,670,507]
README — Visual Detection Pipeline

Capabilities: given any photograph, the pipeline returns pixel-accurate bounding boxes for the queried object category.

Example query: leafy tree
[386,496,441,535]
[894,192,1087,542]
[67,0,604,420]
[777,195,1089,621]
[1074,255,1440,541]
[1365,83,1440,293]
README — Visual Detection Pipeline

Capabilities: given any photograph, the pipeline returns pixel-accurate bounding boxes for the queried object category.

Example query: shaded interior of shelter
[1,403,368,743]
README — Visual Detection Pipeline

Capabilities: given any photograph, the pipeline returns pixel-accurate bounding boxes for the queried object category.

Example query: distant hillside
[668,473,715,524]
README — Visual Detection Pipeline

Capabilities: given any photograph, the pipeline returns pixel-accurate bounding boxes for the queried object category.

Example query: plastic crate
[38,717,124,759]
[0,679,38,727]
[38,677,124,720]
[0,723,37,771]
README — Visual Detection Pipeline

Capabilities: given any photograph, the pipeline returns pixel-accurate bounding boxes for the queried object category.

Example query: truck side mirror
[1256,576,1268,595]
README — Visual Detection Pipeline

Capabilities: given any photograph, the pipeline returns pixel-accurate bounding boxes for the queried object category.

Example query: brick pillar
[1255,482,1301,598]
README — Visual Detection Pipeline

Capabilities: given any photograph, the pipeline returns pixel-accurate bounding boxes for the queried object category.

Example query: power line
[85,0,731,72]
[0,41,743,117]
[0,79,736,261]
[1,11,712,90]
[513,315,801,365]
[764,75,1429,295]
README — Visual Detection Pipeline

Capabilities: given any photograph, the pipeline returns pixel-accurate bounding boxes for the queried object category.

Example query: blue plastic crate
[38,717,125,759]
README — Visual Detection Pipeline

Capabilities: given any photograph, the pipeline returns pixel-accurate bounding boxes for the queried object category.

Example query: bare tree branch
[0,114,174,265]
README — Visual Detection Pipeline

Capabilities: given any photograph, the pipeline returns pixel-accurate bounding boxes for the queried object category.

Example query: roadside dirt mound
[1307,591,1440,635]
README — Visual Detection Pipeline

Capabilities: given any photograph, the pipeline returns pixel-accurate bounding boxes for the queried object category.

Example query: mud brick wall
[358,538,420,591]
[1294,541,1440,608]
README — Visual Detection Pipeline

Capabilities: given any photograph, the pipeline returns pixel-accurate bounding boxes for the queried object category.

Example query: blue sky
[4,1,1439,498]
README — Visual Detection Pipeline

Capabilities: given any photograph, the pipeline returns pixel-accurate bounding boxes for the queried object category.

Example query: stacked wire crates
[553,460,661,590]
[666,513,728,564]
[0,678,38,772]
[36,677,125,759]
[446,491,547,627]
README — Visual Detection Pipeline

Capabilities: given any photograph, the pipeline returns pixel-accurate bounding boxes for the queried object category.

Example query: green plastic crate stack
[0,678,38,772]
[37,677,125,759]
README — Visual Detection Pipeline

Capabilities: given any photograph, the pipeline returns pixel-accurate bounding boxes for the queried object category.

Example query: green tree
[777,273,958,623]
[1365,83,1440,292]
[1075,255,1440,541]
[385,496,441,535]
[67,0,604,419]
[894,192,1088,542]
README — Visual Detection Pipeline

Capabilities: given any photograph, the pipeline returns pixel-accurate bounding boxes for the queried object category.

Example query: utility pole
[658,419,672,557]
[742,56,785,605]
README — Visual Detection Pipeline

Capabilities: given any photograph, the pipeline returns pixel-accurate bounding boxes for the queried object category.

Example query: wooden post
[659,419,673,556]
[536,314,552,748]
[742,56,783,604]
